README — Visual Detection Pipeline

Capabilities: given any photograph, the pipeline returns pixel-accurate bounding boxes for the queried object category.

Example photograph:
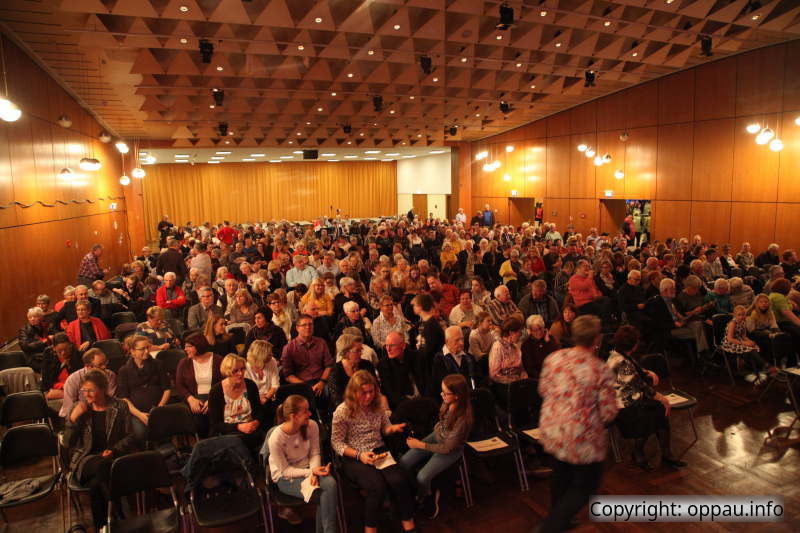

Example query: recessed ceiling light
[389,110,395,114]
[293,151,303,154]
[331,92,337,96]
[280,156,294,159]
[210,156,224,160]
[321,153,335,156]
[288,141,293,144]
[364,157,377,160]
[242,158,256,161]
[417,134,422,137]
[403,155,416,158]
[752,14,760,21]
[344,155,358,158]
[179,5,189,13]
[306,121,312,125]
[475,113,480,117]
[368,50,375,55]
[328,159,339,162]
[347,73,353,78]
[555,42,562,48]
[251,154,265,157]
[269,160,281,163]
[433,77,439,82]
[208,161,220,164]
[461,57,467,62]
[516,63,522,67]
[409,96,415,100]
[381,159,392,161]
[216,66,223,71]
[603,21,612,27]
[540,10,547,17]
[632,51,638,57]
[174,154,190,158]
[393,24,401,30]
[296,132,302,136]
[373,122,378,126]
[175,160,189,163]
[496,35,502,40]
[315,17,322,23]
[365,150,381,154]
[360,132,365,136]
[386,152,400,156]
[180,38,188,44]
[430,150,445,154]
[347,141,352,144]
[317,107,323,111]
[530,84,536,89]
[225,140,230,144]
[216,151,231,154]
[209,105,215,109]
[297,44,304,51]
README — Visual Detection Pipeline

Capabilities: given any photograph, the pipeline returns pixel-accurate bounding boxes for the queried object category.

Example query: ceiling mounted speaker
[303,149,319,160]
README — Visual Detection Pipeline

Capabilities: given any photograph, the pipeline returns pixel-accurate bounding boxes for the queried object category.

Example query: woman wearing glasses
[65,369,137,531]
[208,353,263,454]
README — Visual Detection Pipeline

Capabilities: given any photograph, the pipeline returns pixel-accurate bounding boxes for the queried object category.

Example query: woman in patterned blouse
[606,325,687,471]
[331,370,416,533]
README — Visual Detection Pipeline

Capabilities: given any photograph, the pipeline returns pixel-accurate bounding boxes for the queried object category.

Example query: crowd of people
[15,209,800,532]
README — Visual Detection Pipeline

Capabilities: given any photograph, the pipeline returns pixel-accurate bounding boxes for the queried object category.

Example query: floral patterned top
[539,346,619,464]
[331,402,391,456]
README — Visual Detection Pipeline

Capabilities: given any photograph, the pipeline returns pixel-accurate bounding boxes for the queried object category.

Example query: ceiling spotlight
[584,70,596,87]
[98,131,111,143]
[119,175,130,186]
[315,17,322,23]
[555,42,562,48]
[213,89,224,106]
[540,10,547,17]
[217,122,228,137]
[131,168,146,179]
[331,92,337,96]
[746,122,761,134]
[614,170,624,179]
[420,55,432,75]
[178,5,189,13]
[115,141,129,154]
[346,72,353,78]
[293,151,304,154]
[199,39,214,63]
[769,138,784,152]
[393,24,401,30]
[57,115,72,128]
[499,101,512,114]
[342,124,352,134]
[585,149,596,158]
[475,151,488,161]
[216,66,223,71]
[530,84,536,89]
[497,3,514,30]
[372,95,383,112]
[619,132,629,142]
[58,168,73,180]
[409,96,415,100]
[216,151,231,154]
[700,35,713,57]
[179,38,188,44]
[496,35,503,40]
[432,77,438,83]
[604,21,612,27]
[317,107,323,112]
[209,105,215,109]
[243,158,256,162]
[297,44,305,51]
[577,144,588,152]
[0,98,22,122]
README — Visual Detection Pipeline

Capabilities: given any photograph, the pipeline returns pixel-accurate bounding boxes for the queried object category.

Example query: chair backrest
[0,351,28,371]
[167,318,184,339]
[107,355,127,374]
[639,353,670,381]
[148,403,197,443]
[156,349,186,380]
[470,387,500,438]
[1,391,50,426]
[0,423,57,466]
[111,311,137,327]
[109,451,173,499]
[114,322,139,342]
[227,326,247,346]
[92,339,124,359]
[275,383,319,420]
[711,313,733,348]
[0,367,38,394]
[505,378,540,429]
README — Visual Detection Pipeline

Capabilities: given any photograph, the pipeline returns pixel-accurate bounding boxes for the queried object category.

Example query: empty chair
[0,367,38,395]
[114,322,138,342]
[1,391,51,428]
[147,403,198,473]
[0,351,28,371]
[111,311,137,328]
[0,424,61,530]
[92,339,125,359]
[155,349,186,383]
[107,451,182,533]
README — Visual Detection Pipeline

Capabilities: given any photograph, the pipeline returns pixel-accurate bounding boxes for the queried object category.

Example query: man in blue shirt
[482,204,495,227]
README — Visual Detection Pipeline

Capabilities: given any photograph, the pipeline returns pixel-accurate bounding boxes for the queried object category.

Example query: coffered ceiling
[2,0,799,148]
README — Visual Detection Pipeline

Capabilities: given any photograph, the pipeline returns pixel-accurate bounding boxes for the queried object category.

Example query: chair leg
[458,455,474,508]
[514,449,529,492]
[723,353,737,386]
[335,478,347,533]
[687,409,699,446]
[258,489,270,533]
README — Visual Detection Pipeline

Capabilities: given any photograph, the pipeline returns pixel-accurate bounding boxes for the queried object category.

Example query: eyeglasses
[79,388,98,395]
[440,391,455,397]
[231,367,245,374]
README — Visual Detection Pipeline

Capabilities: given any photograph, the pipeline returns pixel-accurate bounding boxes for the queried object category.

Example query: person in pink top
[568,260,611,321]
[537,315,618,533]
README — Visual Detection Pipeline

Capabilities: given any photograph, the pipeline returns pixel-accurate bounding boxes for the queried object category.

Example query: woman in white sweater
[267,395,338,533]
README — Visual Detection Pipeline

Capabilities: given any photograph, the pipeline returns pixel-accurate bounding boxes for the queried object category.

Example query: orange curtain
[143,161,397,242]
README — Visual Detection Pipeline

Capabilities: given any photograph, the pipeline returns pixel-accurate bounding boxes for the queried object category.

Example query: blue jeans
[399,432,463,496]
[276,475,338,533]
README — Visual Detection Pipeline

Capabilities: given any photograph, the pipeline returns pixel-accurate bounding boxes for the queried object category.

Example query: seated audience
[135,306,176,351]
[328,333,378,406]
[746,293,780,357]
[518,280,560,328]
[155,271,187,315]
[300,278,335,316]
[41,333,82,411]
[267,394,338,532]
[470,278,492,309]
[177,333,223,436]
[607,325,686,470]
[430,326,480,395]
[281,314,334,398]
[449,290,483,329]
[268,293,294,339]
[59,348,117,418]
[332,301,371,344]
[65,369,137,531]
[378,332,423,410]
[646,278,709,355]
[521,315,560,381]
[721,305,775,381]
[333,277,368,320]
[243,307,288,357]
[728,277,755,308]
[617,270,647,329]
[371,296,409,349]
[331,370,415,533]
[568,259,611,319]
[485,285,522,327]
[116,335,170,441]
[412,293,445,380]
[226,288,258,327]
[19,306,53,367]
[427,275,460,317]
[245,340,280,425]
[549,304,577,347]
[208,354,263,453]
[768,278,800,366]
[66,299,111,351]
[187,286,222,330]
[58,285,102,325]
[489,317,527,385]
[756,243,780,269]
[704,278,733,315]
[204,314,238,356]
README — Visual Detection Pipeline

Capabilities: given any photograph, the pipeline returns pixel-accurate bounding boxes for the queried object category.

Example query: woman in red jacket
[66,300,110,351]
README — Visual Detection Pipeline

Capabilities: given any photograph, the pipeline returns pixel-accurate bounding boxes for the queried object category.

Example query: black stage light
[217,122,228,137]
[584,70,596,87]
[342,124,352,134]
[499,101,512,114]
[419,55,432,75]
[199,39,214,63]
[448,125,458,136]
[303,149,319,160]
[372,95,383,112]
[497,4,514,30]
[700,35,713,57]
[212,89,224,106]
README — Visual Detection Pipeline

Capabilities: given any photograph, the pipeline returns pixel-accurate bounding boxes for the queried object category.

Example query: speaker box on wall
[303,150,319,160]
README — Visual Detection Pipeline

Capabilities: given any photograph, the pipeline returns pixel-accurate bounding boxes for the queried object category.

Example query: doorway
[412,194,427,219]
[600,199,652,244]
[508,197,536,227]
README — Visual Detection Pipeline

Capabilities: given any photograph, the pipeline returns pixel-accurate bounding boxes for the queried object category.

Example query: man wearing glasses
[59,347,117,418]
[281,314,334,402]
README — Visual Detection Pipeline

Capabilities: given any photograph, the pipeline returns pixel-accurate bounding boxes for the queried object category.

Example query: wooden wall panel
[0,126,16,228]
[595,130,626,198]
[775,203,800,251]
[783,40,800,112]
[656,123,694,200]
[505,144,526,198]
[732,115,779,202]
[651,201,691,244]
[546,112,571,138]
[691,119,734,201]
[730,202,777,253]
[569,134,595,198]
[626,82,659,129]
[659,70,695,125]
[569,199,599,235]
[546,136,570,197]
[624,127,657,199]
[523,140,547,199]
[569,103,596,135]
[542,198,570,233]
[596,90,628,131]
[736,45,785,117]
[777,112,800,202]
[694,57,737,121]
[690,202,731,246]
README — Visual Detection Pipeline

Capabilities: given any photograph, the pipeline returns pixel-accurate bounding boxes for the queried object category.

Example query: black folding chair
[0,424,61,530]
[0,351,28,371]
[111,311,137,327]
[92,339,125,359]
[156,349,186,384]
[708,313,737,385]
[114,322,139,342]
[108,451,183,532]
[147,403,198,474]
[640,353,698,451]
[0,391,51,428]
[466,387,528,492]
[499,379,541,447]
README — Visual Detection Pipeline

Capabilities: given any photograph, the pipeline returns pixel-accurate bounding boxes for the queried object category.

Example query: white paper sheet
[664,393,686,405]
[373,452,397,470]
[301,475,320,503]
[522,428,541,440]
[467,436,508,452]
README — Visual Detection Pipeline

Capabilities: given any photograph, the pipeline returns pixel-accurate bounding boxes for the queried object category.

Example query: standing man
[537,315,618,533]
[407,207,415,223]
[77,244,107,286]
[455,208,467,225]
[156,238,189,284]
[217,220,237,247]
[481,204,495,227]
[157,215,173,249]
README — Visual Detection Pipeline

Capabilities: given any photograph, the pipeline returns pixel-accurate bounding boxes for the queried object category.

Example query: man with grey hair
[156,271,187,313]
[187,287,222,330]
[77,243,106,286]
[645,278,708,355]
[333,276,368,320]
[428,325,479,395]
[286,253,318,289]
[485,284,522,327]
[332,300,371,343]
[756,243,780,269]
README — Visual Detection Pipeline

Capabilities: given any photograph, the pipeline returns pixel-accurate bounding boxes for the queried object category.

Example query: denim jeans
[399,432,463,496]
[276,475,338,533]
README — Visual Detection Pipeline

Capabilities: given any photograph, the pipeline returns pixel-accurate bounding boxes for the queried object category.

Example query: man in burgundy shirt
[426,275,459,317]
[281,314,334,398]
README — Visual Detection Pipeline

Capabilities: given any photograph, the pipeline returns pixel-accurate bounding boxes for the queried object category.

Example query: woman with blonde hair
[226,288,258,328]
[331,370,415,533]
[245,339,280,423]
[300,277,334,316]
[208,353,263,453]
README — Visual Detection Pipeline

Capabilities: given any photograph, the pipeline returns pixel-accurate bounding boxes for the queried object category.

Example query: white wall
[396,154,451,194]
[427,194,447,220]
[397,194,413,217]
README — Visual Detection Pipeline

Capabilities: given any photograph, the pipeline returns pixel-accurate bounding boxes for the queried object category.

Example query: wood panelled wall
[142,161,397,242]
[0,34,136,345]
[465,40,800,252]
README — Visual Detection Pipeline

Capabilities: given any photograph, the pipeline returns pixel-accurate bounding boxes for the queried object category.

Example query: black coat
[40,347,82,393]
[156,248,189,283]
[18,322,52,356]
[208,379,263,436]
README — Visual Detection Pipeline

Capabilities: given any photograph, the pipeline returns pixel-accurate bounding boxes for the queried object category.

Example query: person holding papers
[331,370,417,533]
[606,325,687,471]
[267,394,338,533]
